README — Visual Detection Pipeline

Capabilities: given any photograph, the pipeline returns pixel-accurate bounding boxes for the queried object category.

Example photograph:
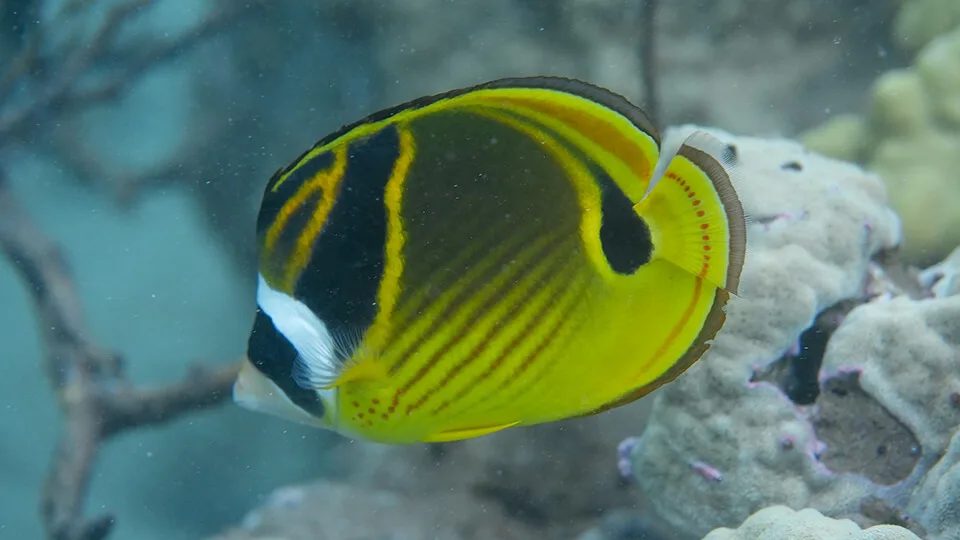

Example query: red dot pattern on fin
[665,170,715,281]
[635,133,746,295]
[350,398,396,428]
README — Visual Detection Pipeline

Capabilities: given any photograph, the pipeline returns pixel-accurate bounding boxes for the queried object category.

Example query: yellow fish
[233,76,747,444]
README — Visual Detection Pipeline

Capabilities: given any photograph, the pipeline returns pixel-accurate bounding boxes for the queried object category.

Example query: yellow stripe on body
[382,106,615,428]
[384,209,531,343]
[405,233,576,417]
[413,267,591,441]
[466,93,659,202]
[262,147,348,292]
[362,125,416,351]
[408,123,726,422]
[334,225,564,441]
[427,245,589,425]
[381,105,632,429]
[464,107,617,284]
[382,221,547,380]
[268,84,658,200]
[443,265,594,428]
[388,229,567,413]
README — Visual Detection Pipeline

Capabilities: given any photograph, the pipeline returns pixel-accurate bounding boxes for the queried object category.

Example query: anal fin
[423,421,521,443]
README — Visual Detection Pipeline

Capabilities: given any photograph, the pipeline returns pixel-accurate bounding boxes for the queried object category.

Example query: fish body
[233,77,747,444]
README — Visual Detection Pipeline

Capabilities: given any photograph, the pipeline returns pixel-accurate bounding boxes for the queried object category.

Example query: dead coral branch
[0,167,240,540]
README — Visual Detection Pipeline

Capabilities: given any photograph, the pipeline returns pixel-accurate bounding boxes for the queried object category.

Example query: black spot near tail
[596,170,652,274]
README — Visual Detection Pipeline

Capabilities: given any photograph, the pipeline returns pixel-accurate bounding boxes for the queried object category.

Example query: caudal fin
[633,130,747,294]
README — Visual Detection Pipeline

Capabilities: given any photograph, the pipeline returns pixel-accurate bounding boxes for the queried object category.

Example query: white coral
[702,506,922,540]
[629,126,902,537]
[819,291,960,540]
[918,246,960,298]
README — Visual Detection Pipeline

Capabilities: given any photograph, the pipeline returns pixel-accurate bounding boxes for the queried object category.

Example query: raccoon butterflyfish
[232,76,747,444]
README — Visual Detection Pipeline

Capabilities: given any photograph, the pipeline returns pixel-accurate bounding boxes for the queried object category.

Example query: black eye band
[246,308,326,418]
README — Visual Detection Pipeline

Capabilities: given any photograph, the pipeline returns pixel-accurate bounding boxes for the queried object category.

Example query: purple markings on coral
[617,437,641,480]
[689,460,724,483]
[779,434,797,451]
[817,365,864,388]
[754,210,809,232]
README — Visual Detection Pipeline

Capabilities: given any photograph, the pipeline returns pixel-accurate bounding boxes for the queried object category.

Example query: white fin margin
[256,274,342,389]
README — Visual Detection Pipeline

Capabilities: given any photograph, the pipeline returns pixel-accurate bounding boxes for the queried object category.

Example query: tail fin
[634,130,747,294]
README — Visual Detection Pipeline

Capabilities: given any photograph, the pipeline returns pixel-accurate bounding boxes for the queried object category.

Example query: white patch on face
[256,274,342,413]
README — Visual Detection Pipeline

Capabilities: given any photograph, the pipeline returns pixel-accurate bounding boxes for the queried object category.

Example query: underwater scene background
[1,1,958,539]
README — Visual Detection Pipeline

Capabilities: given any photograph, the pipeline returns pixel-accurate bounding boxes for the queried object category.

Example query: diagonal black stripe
[403,231,571,412]
[427,239,579,416]
[388,210,519,339]
[467,270,592,417]
[387,223,546,376]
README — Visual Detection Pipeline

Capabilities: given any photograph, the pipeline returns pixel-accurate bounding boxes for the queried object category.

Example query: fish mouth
[233,355,327,428]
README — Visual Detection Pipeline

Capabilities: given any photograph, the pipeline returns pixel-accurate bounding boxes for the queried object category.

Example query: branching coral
[0,2,248,539]
[0,0,242,203]
[0,171,237,540]
[0,166,241,540]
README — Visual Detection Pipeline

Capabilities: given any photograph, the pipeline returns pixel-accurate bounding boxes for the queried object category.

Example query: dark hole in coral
[781,161,803,171]
[812,371,921,485]
[871,248,931,300]
[784,322,829,404]
[725,143,738,161]
[749,299,860,405]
